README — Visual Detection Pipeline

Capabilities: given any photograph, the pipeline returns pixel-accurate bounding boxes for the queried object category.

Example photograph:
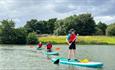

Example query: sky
[0,0,115,27]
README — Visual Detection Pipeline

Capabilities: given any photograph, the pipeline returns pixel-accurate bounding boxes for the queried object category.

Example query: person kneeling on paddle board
[38,42,42,48]
[46,41,52,52]
[66,29,78,61]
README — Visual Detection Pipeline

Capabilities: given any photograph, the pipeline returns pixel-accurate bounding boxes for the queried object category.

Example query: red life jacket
[47,43,52,49]
[69,34,76,43]
[38,43,42,48]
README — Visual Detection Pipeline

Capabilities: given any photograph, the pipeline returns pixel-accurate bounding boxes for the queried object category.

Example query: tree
[24,19,38,33]
[0,20,28,44]
[0,20,15,44]
[95,27,103,35]
[54,20,66,35]
[14,28,27,44]
[97,21,107,35]
[24,18,57,34]
[27,32,38,44]
[106,23,115,36]
[76,13,96,35]
[34,21,46,34]
[46,18,57,34]
[54,13,96,35]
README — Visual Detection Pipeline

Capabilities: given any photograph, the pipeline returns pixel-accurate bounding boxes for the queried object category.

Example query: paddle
[30,45,34,48]
[54,59,60,64]
[55,47,60,51]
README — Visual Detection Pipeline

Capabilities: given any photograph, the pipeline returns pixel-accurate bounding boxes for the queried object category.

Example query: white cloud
[0,0,115,27]
[68,4,76,9]
[44,4,55,10]
[94,16,115,24]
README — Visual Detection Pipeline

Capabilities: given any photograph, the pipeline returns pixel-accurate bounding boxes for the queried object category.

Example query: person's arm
[66,34,70,45]
[66,39,70,45]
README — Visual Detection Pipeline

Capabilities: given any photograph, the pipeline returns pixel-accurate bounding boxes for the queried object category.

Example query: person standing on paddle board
[66,29,78,61]
[37,42,42,48]
[46,41,52,52]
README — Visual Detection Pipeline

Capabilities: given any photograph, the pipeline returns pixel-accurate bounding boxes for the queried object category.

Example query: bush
[106,23,115,36]
[95,27,103,35]
[27,32,38,44]
[14,28,27,44]
[97,21,107,35]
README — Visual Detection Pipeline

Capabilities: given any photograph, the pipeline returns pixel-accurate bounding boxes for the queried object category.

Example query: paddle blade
[55,48,60,51]
[30,46,34,48]
[54,59,60,64]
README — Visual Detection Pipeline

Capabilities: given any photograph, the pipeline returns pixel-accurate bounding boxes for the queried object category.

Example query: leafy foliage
[0,20,27,44]
[54,13,96,35]
[97,21,107,35]
[14,28,27,44]
[106,23,115,36]
[0,20,15,44]
[26,32,38,44]
[25,18,57,34]
[95,27,103,35]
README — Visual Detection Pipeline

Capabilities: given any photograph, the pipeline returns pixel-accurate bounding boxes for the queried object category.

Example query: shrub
[95,27,103,35]
[97,21,107,35]
[14,28,27,44]
[27,32,38,44]
[106,23,115,36]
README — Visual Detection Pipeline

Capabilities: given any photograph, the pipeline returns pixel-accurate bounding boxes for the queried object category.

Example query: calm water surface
[0,45,115,70]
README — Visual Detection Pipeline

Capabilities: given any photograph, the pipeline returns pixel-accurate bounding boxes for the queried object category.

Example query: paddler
[37,42,43,48]
[66,29,78,61]
[46,41,52,52]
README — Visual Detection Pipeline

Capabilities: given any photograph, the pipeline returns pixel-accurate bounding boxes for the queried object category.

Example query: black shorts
[47,49,52,52]
[69,42,76,50]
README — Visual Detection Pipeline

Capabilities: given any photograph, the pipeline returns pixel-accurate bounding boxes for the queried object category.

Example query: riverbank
[39,36,115,45]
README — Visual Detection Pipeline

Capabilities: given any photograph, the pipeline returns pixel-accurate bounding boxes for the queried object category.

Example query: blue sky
[0,0,115,27]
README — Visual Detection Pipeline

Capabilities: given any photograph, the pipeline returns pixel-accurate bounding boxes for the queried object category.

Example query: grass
[39,36,115,45]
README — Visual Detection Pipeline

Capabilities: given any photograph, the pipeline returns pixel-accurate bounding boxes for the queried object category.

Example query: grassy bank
[39,36,115,45]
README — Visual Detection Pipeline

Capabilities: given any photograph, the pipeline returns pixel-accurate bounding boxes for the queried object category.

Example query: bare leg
[73,50,76,59]
[68,50,72,59]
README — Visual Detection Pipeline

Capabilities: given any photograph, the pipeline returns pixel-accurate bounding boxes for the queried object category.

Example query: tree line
[25,13,108,35]
[0,13,115,44]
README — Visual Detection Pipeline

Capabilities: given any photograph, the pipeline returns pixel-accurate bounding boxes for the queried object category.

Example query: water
[0,45,115,70]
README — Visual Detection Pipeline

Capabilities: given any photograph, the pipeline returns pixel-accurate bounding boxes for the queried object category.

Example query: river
[0,45,115,70]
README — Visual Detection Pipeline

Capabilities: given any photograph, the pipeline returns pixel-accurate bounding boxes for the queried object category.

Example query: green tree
[97,21,107,35]
[24,19,38,33]
[0,20,15,44]
[54,13,96,35]
[106,23,115,36]
[95,27,103,35]
[76,13,96,35]
[46,18,57,34]
[14,28,27,44]
[54,20,66,35]
[24,18,57,34]
[34,21,46,34]
[27,32,38,44]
